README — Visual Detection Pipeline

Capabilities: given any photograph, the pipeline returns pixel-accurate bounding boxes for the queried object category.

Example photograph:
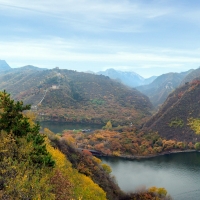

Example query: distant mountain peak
[84,70,95,74]
[97,68,156,87]
[0,60,11,71]
[18,65,47,71]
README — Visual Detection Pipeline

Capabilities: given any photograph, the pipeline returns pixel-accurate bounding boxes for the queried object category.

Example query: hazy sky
[1,0,200,77]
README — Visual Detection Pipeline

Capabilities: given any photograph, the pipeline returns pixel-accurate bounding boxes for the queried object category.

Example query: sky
[1,0,200,77]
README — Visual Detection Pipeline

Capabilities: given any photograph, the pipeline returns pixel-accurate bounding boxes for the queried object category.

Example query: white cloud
[0,0,174,31]
[1,38,200,69]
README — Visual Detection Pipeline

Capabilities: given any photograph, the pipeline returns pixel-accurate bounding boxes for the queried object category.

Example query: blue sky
[1,0,200,77]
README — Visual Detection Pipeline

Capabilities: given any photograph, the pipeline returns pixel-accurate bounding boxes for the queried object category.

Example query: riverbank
[99,149,197,160]
[100,151,200,200]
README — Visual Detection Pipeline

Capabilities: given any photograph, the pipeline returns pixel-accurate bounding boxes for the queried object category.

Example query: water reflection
[101,152,200,200]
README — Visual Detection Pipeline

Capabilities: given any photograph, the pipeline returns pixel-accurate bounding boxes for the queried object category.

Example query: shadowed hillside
[143,80,200,142]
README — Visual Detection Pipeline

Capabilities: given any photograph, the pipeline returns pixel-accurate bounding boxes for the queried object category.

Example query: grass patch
[169,118,184,128]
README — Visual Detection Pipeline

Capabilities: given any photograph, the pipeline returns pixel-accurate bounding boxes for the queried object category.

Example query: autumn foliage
[0,91,106,200]
[62,126,195,158]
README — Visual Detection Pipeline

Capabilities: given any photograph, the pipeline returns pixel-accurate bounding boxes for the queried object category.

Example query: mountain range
[0,65,153,126]
[97,68,157,87]
[95,68,195,108]
[136,70,193,107]
[2,60,200,143]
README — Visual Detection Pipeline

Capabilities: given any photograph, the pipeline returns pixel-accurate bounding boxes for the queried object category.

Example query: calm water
[40,122,200,199]
[101,152,200,200]
[40,121,102,133]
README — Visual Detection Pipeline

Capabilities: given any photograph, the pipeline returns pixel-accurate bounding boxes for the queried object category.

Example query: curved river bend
[40,122,200,199]
[101,152,200,200]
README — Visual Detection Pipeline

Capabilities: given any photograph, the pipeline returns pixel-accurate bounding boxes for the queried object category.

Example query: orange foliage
[62,128,195,157]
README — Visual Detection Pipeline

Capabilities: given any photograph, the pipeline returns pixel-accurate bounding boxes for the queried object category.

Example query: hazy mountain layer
[136,70,192,107]
[180,67,200,85]
[0,60,11,71]
[97,68,157,87]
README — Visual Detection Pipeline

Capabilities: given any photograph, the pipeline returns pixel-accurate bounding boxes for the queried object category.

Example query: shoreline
[99,149,197,160]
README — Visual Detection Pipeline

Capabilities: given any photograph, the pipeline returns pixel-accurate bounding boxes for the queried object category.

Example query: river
[40,121,102,133]
[40,122,200,199]
[101,152,200,200]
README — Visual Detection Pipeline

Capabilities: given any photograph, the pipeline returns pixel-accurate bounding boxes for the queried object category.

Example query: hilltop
[0,67,153,126]
[143,80,200,142]
[0,60,11,71]
[180,67,200,85]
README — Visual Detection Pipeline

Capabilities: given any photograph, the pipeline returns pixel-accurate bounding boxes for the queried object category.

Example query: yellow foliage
[148,186,167,197]
[23,111,37,127]
[45,138,107,200]
[92,156,102,164]
[101,163,112,174]
[157,188,167,196]
[0,132,54,199]
[113,151,120,156]
[43,128,60,141]
[188,118,200,134]
[148,186,157,193]
[104,120,112,130]
[65,135,76,145]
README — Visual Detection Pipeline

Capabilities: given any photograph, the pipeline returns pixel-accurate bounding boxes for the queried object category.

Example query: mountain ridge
[0,67,153,126]
[136,70,193,107]
[0,60,11,71]
[97,68,157,87]
[143,80,200,142]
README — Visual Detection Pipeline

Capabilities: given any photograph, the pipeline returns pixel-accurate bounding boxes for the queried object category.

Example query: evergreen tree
[0,90,55,167]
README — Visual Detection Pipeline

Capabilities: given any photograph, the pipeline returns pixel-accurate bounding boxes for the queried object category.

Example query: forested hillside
[0,67,153,126]
[143,80,200,142]
[180,67,200,85]
[0,91,170,200]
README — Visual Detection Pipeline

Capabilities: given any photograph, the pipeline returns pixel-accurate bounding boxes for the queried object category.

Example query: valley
[1,60,200,200]
[1,1,200,199]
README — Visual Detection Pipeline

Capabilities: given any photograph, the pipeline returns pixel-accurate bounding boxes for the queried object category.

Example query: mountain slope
[143,80,200,142]
[97,68,157,87]
[180,67,200,85]
[0,68,153,126]
[0,60,11,71]
[136,70,192,107]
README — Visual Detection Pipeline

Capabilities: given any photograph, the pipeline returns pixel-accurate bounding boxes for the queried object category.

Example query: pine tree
[0,90,55,167]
